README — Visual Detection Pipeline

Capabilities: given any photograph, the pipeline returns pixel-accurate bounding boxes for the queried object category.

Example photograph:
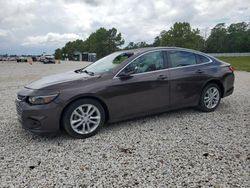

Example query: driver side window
[123,51,164,74]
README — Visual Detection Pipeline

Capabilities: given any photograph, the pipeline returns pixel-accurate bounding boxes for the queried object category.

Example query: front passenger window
[123,51,164,74]
[169,51,196,68]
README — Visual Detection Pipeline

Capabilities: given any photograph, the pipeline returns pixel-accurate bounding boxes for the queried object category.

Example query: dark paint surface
[16,47,235,134]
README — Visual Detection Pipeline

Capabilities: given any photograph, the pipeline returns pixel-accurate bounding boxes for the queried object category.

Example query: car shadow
[102,107,198,131]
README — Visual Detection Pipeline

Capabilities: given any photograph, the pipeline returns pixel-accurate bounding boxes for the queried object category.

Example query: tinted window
[196,54,210,64]
[123,51,164,74]
[169,51,196,68]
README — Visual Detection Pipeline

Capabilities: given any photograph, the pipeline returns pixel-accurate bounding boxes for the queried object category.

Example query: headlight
[28,94,58,105]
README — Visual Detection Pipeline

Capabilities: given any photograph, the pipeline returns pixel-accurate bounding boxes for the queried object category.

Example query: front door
[107,51,170,121]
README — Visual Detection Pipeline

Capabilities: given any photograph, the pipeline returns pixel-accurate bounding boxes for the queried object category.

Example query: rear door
[107,50,170,121]
[167,50,211,107]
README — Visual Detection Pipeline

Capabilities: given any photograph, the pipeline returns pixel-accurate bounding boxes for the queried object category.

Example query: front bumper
[15,99,62,135]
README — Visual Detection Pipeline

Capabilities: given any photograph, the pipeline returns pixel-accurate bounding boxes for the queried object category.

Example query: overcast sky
[0,0,249,55]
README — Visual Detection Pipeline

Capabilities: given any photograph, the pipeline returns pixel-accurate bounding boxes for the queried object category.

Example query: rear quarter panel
[216,60,235,97]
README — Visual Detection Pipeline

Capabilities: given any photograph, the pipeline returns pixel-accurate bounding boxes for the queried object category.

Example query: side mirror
[118,66,138,79]
[118,72,133,79]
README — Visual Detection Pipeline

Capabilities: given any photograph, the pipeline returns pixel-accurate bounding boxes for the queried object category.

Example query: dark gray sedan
[16,47,235,138]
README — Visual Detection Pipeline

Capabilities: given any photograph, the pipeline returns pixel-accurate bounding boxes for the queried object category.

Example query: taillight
[229,65,235,72]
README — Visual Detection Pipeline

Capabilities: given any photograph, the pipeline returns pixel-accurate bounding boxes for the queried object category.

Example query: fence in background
[208,53,250,57]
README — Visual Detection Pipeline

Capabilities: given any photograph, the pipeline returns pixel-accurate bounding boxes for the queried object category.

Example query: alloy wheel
[70,104,101,134]
[204,87,220,109]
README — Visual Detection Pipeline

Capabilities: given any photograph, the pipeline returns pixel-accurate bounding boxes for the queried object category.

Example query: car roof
[119,47,209,56]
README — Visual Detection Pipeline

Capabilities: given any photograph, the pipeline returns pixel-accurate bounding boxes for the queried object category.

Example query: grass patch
[216,56,250,72]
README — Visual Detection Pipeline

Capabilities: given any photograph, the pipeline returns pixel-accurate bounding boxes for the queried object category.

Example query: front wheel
[198,84,221,112]
[62,99,105,139]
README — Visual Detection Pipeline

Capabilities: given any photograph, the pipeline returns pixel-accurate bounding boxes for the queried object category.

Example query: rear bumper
[223,86,234,97]
[222,72,234,98]
[15,99,62,135]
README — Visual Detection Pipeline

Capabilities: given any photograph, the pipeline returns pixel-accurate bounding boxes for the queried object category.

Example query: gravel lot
[0,61,249,187]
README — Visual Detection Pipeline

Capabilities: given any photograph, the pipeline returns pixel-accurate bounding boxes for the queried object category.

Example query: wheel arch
[202,79,225,98]
[59,95,110,131]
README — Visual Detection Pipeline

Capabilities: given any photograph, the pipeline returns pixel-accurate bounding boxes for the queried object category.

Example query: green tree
[205,23,227,53]
[226,22,249,52]
[56,27,125,59]
[124,42,137,49]
[247,27,250,52]
[54,48,62,59]
[124,41,151,49]
[107,28,125,52]
[152,36,160,47]
[56,22,250,59]
[86,27,124,58]
[205,22,250,53]
[159,22,204,50]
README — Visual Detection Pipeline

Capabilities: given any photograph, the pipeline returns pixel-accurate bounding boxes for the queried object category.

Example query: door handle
[157,75,168,80]
[196,69,204,74]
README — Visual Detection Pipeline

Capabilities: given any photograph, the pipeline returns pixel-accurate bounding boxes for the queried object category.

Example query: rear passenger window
[169,51,196,68]
[196,54,210,64]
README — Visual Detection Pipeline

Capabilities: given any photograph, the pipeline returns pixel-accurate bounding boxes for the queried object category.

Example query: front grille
[16,101,23,115]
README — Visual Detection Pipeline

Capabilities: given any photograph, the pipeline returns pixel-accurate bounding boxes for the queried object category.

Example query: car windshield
[84,51,134,74]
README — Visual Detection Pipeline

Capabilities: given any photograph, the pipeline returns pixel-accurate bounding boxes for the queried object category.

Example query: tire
[198,83,221,112]
[62,99,105,139]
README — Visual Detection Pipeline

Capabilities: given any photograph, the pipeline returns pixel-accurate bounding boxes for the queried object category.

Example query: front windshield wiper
[82,69,94,76]
[75,69,95,76]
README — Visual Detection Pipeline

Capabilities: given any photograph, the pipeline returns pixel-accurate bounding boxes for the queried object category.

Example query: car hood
[25,70,95,90]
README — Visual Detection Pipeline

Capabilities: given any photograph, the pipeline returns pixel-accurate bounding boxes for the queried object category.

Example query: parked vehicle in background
[0,55,8,61]
[16,57,28,62]
[37,56,43,62]
[16,47,235,139]
[1,57,8,61]
[32,56,38,62]
[39,56,45,63]
[43,55,55,64]
[39,55,55,64]
[8,57,17,61]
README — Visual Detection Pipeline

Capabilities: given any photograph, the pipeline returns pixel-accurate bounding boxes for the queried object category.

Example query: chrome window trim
[167,61,211,70]
[113,49,213,79]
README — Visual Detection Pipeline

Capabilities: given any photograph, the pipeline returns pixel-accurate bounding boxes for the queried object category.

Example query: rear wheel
[198,84,221,112]
[62,99,105,138]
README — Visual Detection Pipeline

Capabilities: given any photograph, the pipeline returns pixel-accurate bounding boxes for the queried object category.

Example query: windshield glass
[84,51,134,74]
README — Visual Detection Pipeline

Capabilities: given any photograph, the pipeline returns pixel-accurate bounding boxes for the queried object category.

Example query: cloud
[22,33,82,46]
[0,29,8,37]
[0,0,249,54]
[62,0,102,6]
[0,0,36,30]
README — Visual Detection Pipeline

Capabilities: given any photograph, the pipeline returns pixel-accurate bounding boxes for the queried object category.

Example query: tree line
[55,22,250,59]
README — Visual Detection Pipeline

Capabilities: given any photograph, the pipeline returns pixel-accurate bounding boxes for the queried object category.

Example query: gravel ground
[0,61,249,187]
